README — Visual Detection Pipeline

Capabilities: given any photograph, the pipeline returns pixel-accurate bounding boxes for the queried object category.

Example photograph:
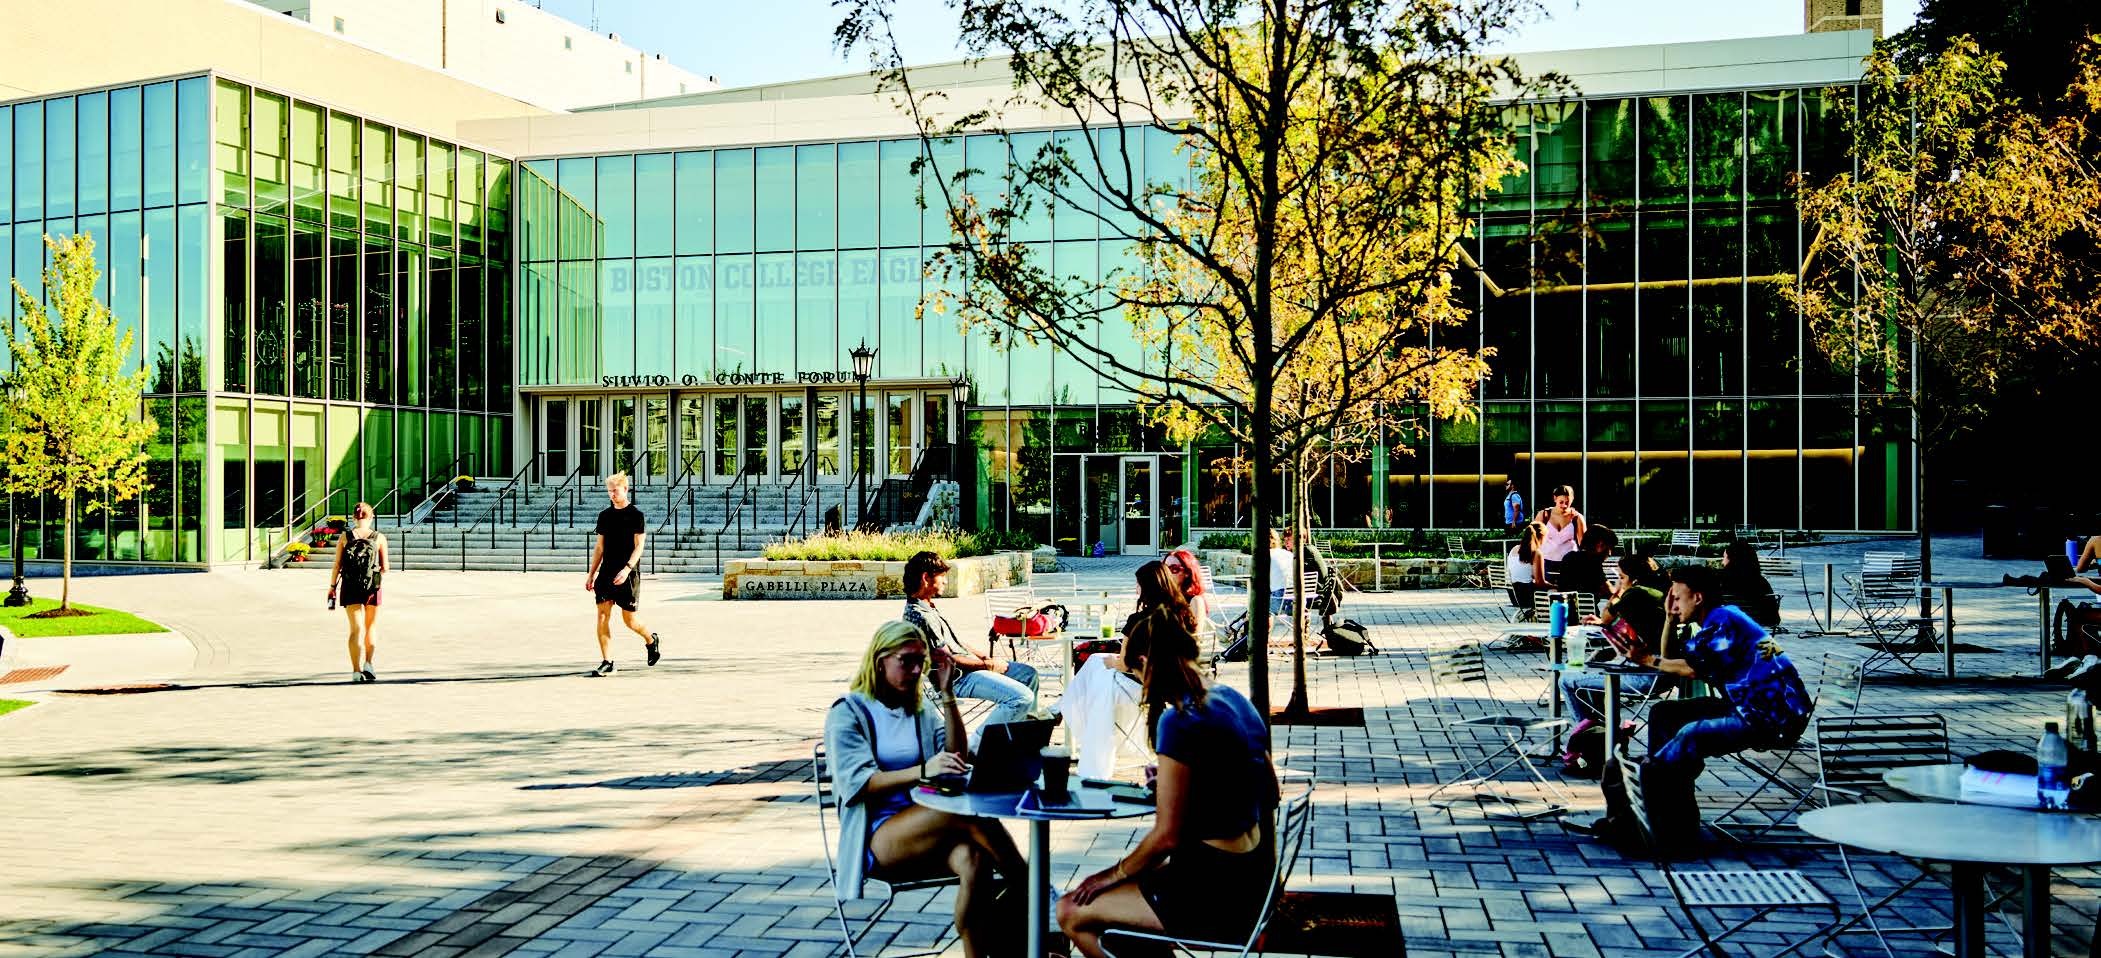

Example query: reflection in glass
[45,95,74,220]
[755,145,793,252]
[77,91,108,216]
[176,77,207,206]
[217,399,249,561]
[715,149,753,255]
[713,395,738,478]
[673,151,712,256]
[251,90,287,214]
[781,395,806,473]
[328,232,357,400]
[636,257,672,377]
[814,394,841,477]
[111,87,141,211]
[597,154,633,258]
[363,238,392,403]
[396,246,424,405]
[222,211,248,391]
[291,223,324,397]
[16,101,44,222]
[578,398,602,476]
[744,395,769,477]
[635,153,672,257]
[797,251,834,371]
[600,258,634,376]
[645,398,668,480]
[888,393,912,475]
[328,112,359,231]
[429,251,455,407]
[612,397,637,476]
[291,101,323,223]
[796,143,834,249]
[674,255,712,376]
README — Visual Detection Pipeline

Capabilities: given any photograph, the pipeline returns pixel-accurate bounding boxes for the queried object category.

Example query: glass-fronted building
[2,73,513,565]
[1,28,1907,567]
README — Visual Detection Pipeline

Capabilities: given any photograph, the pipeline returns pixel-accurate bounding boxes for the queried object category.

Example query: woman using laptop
[1055,610,1281,956]
[823,619,1028,953]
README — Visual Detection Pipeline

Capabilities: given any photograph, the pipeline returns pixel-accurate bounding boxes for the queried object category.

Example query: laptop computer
[2045,553,2076,584]
[925,718,1057,794]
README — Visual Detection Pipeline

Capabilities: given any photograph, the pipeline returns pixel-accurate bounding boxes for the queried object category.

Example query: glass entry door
[1120,456,1158,556]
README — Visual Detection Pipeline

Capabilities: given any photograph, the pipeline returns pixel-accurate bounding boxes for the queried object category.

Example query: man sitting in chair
[900,551,1039,740]
[1566,564,1812,851]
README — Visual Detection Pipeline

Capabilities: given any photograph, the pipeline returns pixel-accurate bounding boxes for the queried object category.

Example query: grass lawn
[0,699,33,717]
[0,597,168,637]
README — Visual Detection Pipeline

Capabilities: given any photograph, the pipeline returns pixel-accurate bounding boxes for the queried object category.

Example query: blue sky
[537,0,1920,89]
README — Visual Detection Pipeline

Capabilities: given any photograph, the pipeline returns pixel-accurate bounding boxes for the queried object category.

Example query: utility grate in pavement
[0,665,67,685]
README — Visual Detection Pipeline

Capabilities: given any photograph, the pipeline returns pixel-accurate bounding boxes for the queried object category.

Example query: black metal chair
[812,744,958,958]
[1619,753,1842,958]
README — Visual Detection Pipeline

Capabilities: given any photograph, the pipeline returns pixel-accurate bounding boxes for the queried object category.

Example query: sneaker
[2067,656,2101,682]
[2047,658,2085,680]
[360,668,376,683]
[351,671,367,683]
[591,660,616,677]
[646,634,662,667]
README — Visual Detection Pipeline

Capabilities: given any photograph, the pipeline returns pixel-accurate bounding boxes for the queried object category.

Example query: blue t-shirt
[1154,685,1275,840]
[1504,492,1524,525]
[1682,605,1813,742]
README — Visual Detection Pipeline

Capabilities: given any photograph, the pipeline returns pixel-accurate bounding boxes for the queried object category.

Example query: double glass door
[1076,454,1158,555]
[538,395,669,484]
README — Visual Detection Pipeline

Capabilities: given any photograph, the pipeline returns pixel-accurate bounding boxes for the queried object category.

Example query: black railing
[452,452,544,568]
[711,464,759,573]
[517,458,591,572]
[645,452,709,575]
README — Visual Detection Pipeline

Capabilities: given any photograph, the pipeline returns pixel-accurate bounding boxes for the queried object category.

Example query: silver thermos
[2068,688,2097,754]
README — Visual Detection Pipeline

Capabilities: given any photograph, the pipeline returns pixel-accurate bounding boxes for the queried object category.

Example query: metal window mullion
[1740,90,1750,529]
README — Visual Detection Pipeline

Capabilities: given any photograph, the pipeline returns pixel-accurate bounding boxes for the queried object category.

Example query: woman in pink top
[1533,485,1587,586]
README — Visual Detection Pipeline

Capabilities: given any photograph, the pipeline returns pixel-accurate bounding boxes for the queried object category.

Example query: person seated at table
[1056,612,1281,957]
[1568,565,1813,851]
[1265,529,1295,614]
[2077,535,2101,574]
[1555,524,1617,602]
[823,619,1030,953]
[1558,554,1676,764]
[1506,521,1545,615]
[901,551,1038,738]
[1161,547,1216,631]
[1720,540,1781,628]
[1059,615,1154,781]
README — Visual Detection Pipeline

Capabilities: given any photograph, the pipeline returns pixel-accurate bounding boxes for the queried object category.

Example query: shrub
[763,529,1038,562]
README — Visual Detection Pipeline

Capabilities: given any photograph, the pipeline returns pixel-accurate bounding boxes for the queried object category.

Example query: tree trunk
[1914,361,1932,647]
[1283,459,1312,716]
[61,495,74,610]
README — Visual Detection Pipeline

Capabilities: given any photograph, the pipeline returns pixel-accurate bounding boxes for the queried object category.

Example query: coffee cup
[1040,746,1073,802]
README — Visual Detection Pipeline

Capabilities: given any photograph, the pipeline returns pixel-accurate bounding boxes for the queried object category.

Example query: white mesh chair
[1619,754,1841,958]
[1267,570,1326,655]
[1670,530,1703,555]
[1489,591,1599,650]
[812,745,958,958]
[1100,784,1314,958]
[1423,641,1572,819]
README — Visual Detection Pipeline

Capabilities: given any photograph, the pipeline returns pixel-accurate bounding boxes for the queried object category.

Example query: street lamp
[849,341,876,527]
[5,494,29,608]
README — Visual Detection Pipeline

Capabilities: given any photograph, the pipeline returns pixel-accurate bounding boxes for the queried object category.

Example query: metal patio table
[912,784,1152,958]
[1921,580,2055,678]
[1800,803,2101,958]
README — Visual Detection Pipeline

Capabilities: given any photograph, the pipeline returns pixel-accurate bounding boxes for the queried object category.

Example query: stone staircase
[283,477,862,574]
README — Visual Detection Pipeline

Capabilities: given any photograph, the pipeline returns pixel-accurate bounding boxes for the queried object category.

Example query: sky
[535,0,1921,90]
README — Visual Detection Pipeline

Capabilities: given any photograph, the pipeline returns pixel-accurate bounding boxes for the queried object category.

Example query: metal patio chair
[813,744,958,958]
[1100,784,1314,958]
[1423,641,1573,820]
[1620,753,1842,958]
[1490,590,1598,651]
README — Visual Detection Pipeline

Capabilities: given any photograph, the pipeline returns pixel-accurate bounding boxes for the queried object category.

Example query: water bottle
[2067,688,2097,754]
[1548,593,1571,666]
[2038,722,2071,810]
[1100,592,1113,639]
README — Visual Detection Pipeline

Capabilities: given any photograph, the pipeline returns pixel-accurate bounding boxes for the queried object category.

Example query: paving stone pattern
[0,536,2094,956]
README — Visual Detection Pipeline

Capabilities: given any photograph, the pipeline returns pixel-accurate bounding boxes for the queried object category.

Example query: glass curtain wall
[1,74,516,565]
[511,83,1899,543]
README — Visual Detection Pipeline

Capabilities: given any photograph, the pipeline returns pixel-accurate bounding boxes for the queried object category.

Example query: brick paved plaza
[1,536,2095,957]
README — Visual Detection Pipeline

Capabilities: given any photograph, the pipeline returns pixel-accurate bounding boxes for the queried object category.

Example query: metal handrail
[418,455,469,527]
[517,459,591,572]
[456,452,544,557]
[260,490,342,567]
[711,464,759,573]
[645,451,709,574]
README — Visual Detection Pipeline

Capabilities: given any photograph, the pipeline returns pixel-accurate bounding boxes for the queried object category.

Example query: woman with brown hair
[1056,608,1280,956]
[327,502,388,683]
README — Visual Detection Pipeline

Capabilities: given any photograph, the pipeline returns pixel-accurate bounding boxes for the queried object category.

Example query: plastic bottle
[2067,688,2096,754]
[1548,593,1571,667]
[2038,722,2071,810]
[1100,592,1113,639]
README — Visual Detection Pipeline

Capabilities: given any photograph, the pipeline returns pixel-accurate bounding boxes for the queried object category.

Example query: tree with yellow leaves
[838,0,1551,720]
[1791,38,2101,593]
[3,235,157,612]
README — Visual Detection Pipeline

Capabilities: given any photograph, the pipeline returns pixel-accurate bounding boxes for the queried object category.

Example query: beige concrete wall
[0,0,549,139]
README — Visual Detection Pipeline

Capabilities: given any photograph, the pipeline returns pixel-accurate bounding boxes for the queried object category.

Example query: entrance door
[540,398,571,480]
[1120,456,1158,556]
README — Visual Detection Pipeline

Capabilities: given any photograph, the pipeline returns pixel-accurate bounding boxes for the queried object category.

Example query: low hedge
[763,529,1036,562]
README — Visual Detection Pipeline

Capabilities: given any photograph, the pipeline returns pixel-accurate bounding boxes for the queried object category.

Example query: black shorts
[1137,832,1274,940]
[594,573,640,611]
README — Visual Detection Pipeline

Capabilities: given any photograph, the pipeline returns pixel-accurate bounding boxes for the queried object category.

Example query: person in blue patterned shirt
[1567,563,1811,851]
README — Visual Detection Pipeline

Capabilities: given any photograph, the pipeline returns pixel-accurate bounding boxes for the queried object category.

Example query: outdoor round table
[1799,802,2101,958]
[1883,763,2093,812]
[911,785,1153,957]
[1595,661,1664,760]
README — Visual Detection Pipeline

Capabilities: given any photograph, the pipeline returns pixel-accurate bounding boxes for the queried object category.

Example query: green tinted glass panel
[795,144,834,249]
[290,101,323,223]
[837,141,877,248]
[395,131,423,243]
[45,96,74,219]
[77,91,108,216]
[214,81,248,207]
[673,151,712,255]
[754,146,792,252]
[596,154,632,258]
[176,77,208,205]
[634,152,672,257]
[252,90,287,214]
[327,112,358,231]
[362,122,392,234]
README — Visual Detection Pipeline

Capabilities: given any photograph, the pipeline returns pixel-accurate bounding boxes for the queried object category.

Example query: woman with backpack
[327,502,389,683]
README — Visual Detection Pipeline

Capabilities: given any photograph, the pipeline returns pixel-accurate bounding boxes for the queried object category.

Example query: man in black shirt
[585,472,660,676]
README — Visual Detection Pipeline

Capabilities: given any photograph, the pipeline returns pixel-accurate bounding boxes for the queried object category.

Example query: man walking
[1502,479,1525,534]
[585,472,661,676]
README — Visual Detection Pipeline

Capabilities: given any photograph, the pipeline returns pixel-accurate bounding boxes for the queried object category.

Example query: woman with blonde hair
[327,502,388,683]
[822,620,1027,955]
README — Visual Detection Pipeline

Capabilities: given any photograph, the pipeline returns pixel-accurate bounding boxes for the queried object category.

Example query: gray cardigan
[822,691,946,898]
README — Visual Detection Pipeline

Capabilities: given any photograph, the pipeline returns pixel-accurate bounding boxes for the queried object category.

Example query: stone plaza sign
[733,575,879,599]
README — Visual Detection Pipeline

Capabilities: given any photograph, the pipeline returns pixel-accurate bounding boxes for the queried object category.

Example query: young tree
[1790,39,2101,591]
[837,0,1548,720]
[2,235,157,611]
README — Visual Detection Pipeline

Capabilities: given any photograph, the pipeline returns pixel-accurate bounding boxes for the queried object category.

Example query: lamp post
[849,341,876,528]
[5,494,28,608]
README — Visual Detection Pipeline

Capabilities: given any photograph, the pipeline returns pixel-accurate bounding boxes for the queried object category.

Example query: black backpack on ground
[341,534,382,594]
[1321,618,1377,657]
